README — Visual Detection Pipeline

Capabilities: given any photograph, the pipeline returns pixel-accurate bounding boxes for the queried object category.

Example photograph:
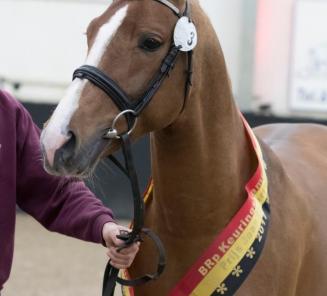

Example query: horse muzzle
[41,129,108,177]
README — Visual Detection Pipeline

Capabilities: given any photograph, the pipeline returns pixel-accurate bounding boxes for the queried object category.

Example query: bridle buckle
[104,109,137,139]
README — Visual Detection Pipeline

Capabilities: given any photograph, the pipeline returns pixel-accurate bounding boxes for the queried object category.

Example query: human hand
[102,222,140,269]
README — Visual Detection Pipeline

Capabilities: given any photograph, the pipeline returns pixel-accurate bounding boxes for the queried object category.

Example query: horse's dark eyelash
[138,38,163,52]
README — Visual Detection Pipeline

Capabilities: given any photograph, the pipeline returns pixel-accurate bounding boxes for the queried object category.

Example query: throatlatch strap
[134,45,180,115]
[185,50,193,99]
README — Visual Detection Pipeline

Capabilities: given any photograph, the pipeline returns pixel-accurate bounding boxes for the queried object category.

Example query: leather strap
[102,134,166,296]
[154,0,181,17]
[185,50,193,99]
[120,134,144,235]
[102,228,166,294]
[108,155,129,178]
[117,228,166,286]
[73,66,135,130]
[73,45,180,118]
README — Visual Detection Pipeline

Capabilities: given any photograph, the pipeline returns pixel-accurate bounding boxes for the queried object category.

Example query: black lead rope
[102,134,166,296]
[120,134,144,235]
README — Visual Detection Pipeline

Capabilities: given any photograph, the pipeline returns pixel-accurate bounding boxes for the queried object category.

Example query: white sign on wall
[290,1,327,112]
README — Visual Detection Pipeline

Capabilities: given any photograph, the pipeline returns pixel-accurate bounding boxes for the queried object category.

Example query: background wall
[0,0,254,108]
[2,0,327,117]
[2,0,326,218]
[0,0,258,218]
[254,0,327,119]
[0,0,108,103]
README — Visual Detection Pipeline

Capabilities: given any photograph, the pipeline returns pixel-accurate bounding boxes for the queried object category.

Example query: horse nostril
[54,131,77,168]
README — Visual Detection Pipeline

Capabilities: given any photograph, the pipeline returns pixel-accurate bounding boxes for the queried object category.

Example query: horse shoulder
[254,123,327,205]
[237,123,327,295]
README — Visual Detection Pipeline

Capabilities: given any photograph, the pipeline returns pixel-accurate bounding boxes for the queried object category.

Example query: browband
[154,0,181,16]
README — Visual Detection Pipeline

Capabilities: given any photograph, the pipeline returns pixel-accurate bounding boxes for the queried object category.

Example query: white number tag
[174,16,198,52]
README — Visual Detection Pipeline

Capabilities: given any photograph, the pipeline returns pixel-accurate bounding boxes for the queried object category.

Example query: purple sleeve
[15,102,115,244]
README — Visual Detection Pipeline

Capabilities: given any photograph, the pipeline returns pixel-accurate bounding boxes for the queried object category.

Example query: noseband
[72,1,196,295]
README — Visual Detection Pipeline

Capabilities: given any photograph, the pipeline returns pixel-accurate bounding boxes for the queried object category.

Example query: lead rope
[102,133,166,296]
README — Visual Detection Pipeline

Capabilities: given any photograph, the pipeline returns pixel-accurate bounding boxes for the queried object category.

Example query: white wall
[0,0,107,103]
[289,1,327,113]
[254,0,327,118]
[200,0,243,97]
[254,0,295,116]
[0,0,246,104]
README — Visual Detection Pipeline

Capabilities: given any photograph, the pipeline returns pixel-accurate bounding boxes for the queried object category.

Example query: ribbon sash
[122,117,270,296]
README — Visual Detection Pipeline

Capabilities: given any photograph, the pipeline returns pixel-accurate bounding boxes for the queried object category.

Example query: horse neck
[150,43,257,238]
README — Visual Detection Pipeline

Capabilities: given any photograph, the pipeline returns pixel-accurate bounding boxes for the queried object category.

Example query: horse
[40,0,327,295]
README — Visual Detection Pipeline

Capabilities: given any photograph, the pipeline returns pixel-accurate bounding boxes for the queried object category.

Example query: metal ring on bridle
[104,109,137,139]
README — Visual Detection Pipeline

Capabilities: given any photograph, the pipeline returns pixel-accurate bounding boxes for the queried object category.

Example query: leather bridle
[73,0,193,132]
[72,1,195,295]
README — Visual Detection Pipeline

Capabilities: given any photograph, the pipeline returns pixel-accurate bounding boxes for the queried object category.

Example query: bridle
[74,0,195,294]
[72,0,196,295]
[73,0,194,132]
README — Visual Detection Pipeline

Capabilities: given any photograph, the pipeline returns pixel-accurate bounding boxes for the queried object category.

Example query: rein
[101,133,166,294]
[72,0,196,295]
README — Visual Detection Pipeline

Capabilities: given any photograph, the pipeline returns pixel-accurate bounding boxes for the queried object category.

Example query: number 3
[188,32,195,46]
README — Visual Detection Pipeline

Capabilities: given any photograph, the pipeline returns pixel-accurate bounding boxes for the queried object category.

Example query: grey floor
[5,214,123,296]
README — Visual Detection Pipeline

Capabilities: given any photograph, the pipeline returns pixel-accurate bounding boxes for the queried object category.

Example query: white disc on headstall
[174,16,198,52]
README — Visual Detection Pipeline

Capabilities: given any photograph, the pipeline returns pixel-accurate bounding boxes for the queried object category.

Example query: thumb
[103,222,131,247]
[113,226,131,246]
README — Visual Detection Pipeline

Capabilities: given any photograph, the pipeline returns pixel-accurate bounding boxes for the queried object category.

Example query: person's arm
[15,101,114,244]
[1,90,138,268]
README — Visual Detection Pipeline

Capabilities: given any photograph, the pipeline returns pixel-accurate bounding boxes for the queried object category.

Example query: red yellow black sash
[122,117,270,296]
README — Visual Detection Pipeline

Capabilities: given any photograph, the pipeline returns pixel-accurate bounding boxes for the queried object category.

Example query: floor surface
[4,214,122,296]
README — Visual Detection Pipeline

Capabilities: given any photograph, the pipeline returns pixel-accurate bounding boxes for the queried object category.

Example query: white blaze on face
[41,4,129,166]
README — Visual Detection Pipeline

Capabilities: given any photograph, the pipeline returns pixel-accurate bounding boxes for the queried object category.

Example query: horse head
[41,0,194,177]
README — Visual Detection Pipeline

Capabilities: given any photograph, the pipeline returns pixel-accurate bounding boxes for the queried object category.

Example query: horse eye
[139,37,162,52]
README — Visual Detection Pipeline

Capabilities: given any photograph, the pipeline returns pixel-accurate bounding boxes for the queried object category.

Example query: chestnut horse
[41,0,327,295]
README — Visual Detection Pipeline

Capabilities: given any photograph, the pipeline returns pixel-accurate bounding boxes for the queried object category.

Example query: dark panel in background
[243,112,327,127]
[24,102,327,219]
